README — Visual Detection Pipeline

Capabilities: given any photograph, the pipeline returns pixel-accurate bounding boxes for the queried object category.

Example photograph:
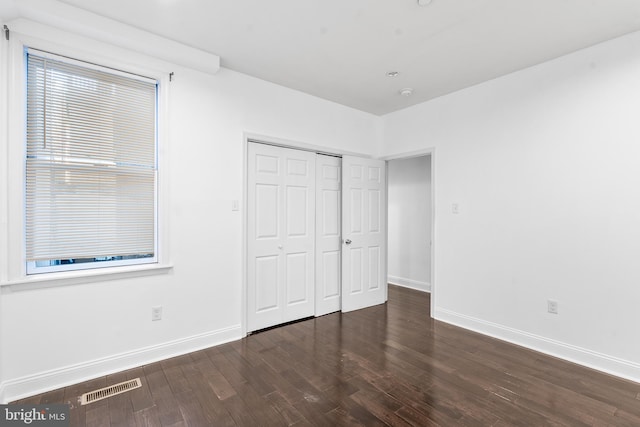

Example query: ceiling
[4,0,640,115]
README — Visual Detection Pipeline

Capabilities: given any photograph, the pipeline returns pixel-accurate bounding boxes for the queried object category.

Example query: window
[25,49,158,274]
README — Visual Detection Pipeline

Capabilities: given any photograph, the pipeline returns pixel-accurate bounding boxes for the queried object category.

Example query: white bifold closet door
[341,156,387,312]
[247,143,387,332]
[247,143,316,332]
[315,154,342,316]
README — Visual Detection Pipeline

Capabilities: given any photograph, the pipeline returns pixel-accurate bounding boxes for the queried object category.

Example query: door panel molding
[247,143,316,332]
[315,154,342,316]
[341,156,387,312]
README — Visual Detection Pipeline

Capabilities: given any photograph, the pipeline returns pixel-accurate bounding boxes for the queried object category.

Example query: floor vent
[81,378,142,405]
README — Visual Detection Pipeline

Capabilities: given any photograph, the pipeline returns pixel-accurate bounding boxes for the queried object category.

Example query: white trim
[384,161,389,303]
[6,29,26,281]
[0,325,241,404]
[0,22,9,285]
[388,275,431,293]
[26,47,158,83]
[6,0,220,75]
[241,136,249,337]
[244,132,371,158]
[26,258,158,276]
[0,264,173,292]
[430,150,435,317]
[379,147,435,161]
[0,19,8,394]
[156,66,171,271]
[434,307,640,385]
[383,148,436,316]
[8,20,174,78]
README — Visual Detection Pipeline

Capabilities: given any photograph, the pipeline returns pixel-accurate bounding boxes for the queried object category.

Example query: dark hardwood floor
[13,285,640,426]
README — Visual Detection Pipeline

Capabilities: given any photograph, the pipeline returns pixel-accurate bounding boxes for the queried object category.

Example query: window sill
[0,263,173,293]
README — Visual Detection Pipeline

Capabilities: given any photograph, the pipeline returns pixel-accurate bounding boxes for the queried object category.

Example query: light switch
[232,200,239,211]
[452,203,459,214]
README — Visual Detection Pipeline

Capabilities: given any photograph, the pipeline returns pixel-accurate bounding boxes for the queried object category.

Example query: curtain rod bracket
[169,72,174,82]
[3,25,9,41]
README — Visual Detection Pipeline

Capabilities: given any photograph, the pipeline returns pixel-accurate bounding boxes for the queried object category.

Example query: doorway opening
[385,152,434,316]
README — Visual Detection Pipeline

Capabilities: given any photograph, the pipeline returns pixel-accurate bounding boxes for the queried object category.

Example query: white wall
[387,156,431,292]
[0,23,380,402]
[382,30,640,382]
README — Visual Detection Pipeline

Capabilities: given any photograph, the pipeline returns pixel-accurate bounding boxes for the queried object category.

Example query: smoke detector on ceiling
[399,88,413,97]
[417,0,433,6]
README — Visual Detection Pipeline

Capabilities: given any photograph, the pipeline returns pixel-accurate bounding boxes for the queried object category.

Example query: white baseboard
[434,307,640,384]
[0,325,241,404]
[388,275,431,293]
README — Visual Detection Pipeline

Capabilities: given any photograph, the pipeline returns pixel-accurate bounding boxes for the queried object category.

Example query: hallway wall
[387,156,431,292]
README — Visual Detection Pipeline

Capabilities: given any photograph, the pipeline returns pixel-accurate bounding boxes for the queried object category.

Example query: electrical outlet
[152,306,162,321]
[547,300,558,315]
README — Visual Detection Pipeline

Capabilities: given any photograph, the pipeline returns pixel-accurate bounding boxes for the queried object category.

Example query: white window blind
[25,49,158,273]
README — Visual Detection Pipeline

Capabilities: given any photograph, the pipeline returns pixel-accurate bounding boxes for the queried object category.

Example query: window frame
[24,48,160,275]
[1,29,171,286]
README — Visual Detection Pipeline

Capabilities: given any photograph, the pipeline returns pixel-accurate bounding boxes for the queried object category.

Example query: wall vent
[81,378,142,405]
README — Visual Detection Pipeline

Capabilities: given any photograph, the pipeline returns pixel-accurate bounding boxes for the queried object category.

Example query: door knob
[344,239,352,245]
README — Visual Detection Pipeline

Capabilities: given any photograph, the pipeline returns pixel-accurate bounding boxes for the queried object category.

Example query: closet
[247,142,386,332]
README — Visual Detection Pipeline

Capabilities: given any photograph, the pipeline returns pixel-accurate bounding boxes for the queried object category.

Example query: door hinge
[3,25,9,41]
